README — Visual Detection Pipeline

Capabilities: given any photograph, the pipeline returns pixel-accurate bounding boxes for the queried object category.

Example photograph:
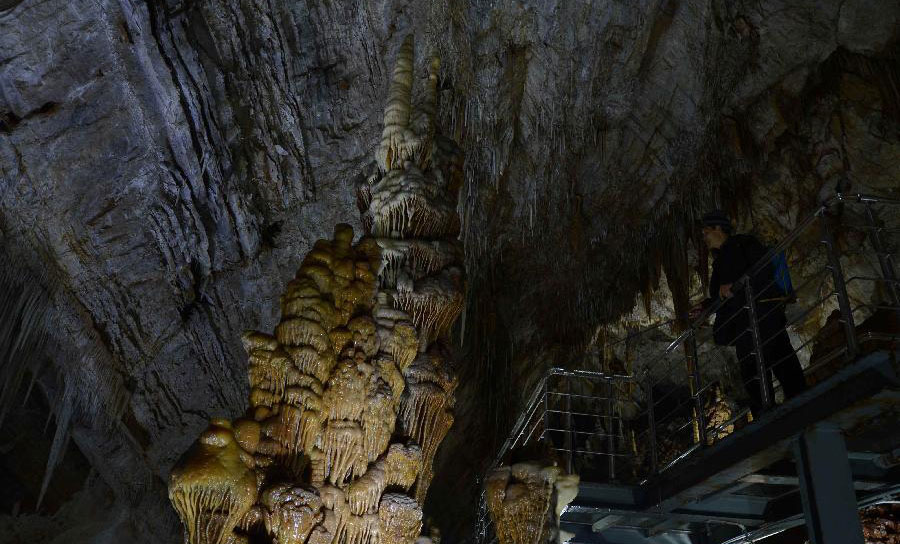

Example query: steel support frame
[686,331,707,446]
[646,377,659,474]
[793,423,865,544]
[819,213,860,359]
[863,200,900,313]
[744,278,774,411]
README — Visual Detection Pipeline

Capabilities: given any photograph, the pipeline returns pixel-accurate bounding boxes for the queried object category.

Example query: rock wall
[1,0,899,541]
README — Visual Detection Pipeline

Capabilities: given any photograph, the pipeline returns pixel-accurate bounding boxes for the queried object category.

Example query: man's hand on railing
[719,283,734,299]
[688,301,706,320]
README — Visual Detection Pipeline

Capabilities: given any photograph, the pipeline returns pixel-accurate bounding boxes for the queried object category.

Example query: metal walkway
[561,351,899,544]
[475,194,900,544]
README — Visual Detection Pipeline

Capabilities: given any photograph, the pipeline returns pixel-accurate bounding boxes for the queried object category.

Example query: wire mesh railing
[473,193,900,543]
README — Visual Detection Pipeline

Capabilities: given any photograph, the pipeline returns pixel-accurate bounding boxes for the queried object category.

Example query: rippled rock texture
[1,0,899,541]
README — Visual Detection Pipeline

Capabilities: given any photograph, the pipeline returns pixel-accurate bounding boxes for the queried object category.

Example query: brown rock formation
[167,36,464,544]
[485,463,579,544]
[861,504,900,544]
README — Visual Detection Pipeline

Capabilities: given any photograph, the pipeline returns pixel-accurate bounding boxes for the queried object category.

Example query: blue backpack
[772,250,794,298]
[734,235,795,302]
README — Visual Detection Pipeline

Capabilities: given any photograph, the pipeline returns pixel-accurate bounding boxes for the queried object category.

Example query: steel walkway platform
[559,350,900,544]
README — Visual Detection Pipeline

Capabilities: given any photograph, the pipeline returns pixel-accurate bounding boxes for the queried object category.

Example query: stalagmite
[485,463,578,544]
[408,56,440,168]
[169,420,259,544]
[378,494,423,544]
[378,35,416,172]
[170,34,465,544]
[260,484,324,544]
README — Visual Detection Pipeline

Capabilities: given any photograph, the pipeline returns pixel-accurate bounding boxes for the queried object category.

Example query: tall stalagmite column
[168,35,464,544]
[358,34,464,505]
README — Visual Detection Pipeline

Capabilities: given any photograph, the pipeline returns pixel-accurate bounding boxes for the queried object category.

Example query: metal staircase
[475,194,900,544]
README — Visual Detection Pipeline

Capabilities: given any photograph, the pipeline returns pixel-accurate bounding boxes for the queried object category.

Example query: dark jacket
[707,234,785,346]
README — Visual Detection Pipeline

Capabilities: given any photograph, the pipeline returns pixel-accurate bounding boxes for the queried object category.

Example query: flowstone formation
[485,463,579,544]
[168,36,464,544]
[357,34,464,502]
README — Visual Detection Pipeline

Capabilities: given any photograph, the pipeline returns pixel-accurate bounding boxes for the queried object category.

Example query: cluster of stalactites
[170,32,466,544]
[170,225,429,544]
[485,463,580,544]
[357,36,465,509]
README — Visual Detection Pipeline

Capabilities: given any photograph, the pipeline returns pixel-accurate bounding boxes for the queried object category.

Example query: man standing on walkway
[691,210,806,416]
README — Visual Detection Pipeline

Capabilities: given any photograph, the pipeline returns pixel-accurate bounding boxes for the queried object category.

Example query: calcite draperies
[168,35,464,544]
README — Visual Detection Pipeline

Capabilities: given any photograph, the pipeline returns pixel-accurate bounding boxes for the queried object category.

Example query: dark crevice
[0,102,59,134]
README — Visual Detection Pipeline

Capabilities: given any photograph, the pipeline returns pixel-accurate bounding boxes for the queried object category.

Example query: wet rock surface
[1,0,899,541]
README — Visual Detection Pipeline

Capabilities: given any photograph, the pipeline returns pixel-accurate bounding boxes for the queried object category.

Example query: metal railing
[474,193,900,543]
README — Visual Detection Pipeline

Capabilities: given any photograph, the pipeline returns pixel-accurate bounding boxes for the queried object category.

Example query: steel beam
[793,423,864,544]
[741,473,884,490]
[648,351,898,511]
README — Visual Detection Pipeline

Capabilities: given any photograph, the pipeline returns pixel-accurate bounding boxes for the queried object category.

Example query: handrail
[548,367,634,380]
[661,192,894,357]
[596,318,677,348]
[593,194,895,362]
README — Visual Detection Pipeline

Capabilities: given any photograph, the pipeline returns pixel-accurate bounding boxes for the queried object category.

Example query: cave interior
[1,0,899,543]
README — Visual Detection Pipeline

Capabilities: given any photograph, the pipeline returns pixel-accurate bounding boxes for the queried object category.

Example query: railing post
[687,331,707,446]
[542,376,549,442]
[566,377,573,474]
[745,276,774,411]
[646,377,658,475]
[819,213,859,359]
[607,378,616,481]
[863,200,900,312]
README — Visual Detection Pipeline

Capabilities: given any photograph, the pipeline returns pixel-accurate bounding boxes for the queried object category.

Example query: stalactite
[382,443,422,490]
[0,265,52,427]
[37,378,75,510]
[365,168,460,240]
[322,420,365,486]
[398,349,457,502]
[374,301,419,374]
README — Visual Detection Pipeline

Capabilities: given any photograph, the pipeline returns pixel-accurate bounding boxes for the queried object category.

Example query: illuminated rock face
[168,36,463,544]
[485,463,579,544]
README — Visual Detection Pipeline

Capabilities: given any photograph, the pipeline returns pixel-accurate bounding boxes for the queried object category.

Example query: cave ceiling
[1,0,899,542]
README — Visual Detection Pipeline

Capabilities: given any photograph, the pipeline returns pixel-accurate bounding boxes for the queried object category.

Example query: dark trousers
[735,328,807,416]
